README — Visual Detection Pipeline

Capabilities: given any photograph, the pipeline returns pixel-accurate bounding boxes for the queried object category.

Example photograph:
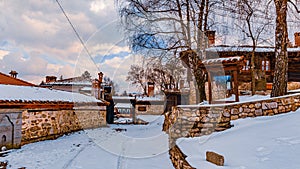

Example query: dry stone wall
[22,107,106,145]
[164,106,231,140]
[135,104,165,115]
[164,93,300,169]
[164,93,300,139]
[169,145,196,169]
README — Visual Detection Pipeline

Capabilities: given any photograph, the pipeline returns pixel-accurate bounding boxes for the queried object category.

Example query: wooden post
[233,70,239,102]
[207,72,212,104]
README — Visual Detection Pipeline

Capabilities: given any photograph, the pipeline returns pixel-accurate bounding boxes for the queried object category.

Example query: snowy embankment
[1,115,173,169]
[178,109,300,169]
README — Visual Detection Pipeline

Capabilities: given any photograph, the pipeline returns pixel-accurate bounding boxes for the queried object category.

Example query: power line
[55,0,99,71]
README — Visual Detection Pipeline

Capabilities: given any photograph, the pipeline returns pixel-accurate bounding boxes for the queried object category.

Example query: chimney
[205,30,216,47]
[45,76,57,83]
[147,82,155,97]
[98,72,103,84]
[295,32,300,47]
[9,70,18,78]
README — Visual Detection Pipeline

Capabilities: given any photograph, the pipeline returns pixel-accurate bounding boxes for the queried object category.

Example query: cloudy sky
[0,0,143,93]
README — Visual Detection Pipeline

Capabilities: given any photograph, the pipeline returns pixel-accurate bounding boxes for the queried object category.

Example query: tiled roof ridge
[0,72,36,86]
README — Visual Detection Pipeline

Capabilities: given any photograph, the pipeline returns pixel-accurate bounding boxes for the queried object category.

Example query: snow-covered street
[1,115,173,169]
[2,109,300,169]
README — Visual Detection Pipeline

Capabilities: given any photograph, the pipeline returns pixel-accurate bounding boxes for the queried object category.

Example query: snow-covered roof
[45,81,92,86]
[202,56,243,65]
[136,95,165,102]
[206,46,300,53]
[0,84,103,103]
[115,103,132,109]
[80,87,92,91]
[112,96,165,102]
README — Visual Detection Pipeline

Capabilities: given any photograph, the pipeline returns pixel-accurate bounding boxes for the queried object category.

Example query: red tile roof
[0,72,36,86]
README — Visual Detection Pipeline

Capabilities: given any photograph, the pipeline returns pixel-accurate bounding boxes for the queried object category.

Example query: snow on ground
[1,115,173,169]
[218,94,270,103]
[178,110,300,169]
[3,93,300,169]
[0,84,102,103]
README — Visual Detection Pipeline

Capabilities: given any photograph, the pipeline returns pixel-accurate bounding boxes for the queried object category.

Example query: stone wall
[164,93,300,139]
[0,110,22,149]
[21,106,106,145]
[135,104,165,115]
[164,106,231,140]
[227,94,300,120]
[169,145,195,169]
[164,93,300,168]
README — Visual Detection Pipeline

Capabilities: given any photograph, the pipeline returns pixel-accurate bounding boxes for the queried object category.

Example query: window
[243,60,250,71]
[262,59,270,71]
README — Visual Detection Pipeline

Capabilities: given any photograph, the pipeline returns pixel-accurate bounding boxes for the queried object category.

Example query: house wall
[21,107,106,145]
[135,104,165,115]
[0,110,22,149]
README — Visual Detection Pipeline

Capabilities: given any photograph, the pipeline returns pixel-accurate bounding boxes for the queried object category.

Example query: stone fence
[0,103,106,149]
[21,106,106,145]
[163,93,300,168]
[164,93,300,139]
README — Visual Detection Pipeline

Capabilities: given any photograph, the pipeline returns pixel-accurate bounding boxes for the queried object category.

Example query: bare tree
[126,65,148,94]
[126,58,185,94]
[117,0,218,102]
[271,0,300,97]
[222,0,272,95]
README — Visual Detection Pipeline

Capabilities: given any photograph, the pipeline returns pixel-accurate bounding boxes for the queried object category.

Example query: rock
[255,109,263,116]
[206,151,224,166]
[231,108,239,115]
[249,104,255,109]
[255,103,262,109]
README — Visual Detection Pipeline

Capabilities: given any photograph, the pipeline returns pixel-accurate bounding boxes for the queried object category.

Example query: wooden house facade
[206,46,300,83]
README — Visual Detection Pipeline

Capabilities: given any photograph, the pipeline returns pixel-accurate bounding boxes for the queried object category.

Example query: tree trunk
[193,68,207,102]
[271,0,288,97]
[251,51,256,95]
[180,50,207,103]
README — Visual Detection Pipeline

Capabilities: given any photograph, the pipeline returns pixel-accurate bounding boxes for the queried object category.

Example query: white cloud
[91,43,130,56]
[0,50,9,60]
[98,54,145,93]
[90,0,115,15]
[0,0,126,85]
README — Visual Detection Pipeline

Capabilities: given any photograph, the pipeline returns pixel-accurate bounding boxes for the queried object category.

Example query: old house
[0,84,108,149]
[205,32,300,84]
[40,75,92,94]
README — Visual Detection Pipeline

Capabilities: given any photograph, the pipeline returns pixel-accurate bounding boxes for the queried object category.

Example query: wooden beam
[207,72,212,104]
[233,70,239,102]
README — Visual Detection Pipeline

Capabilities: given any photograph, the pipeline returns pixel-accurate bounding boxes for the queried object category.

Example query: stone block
[244,108,251,113]
[239,107,243,113]
[255,109,263,116]
[231,115,239,120]
[231,108,239,115]
[262,102,278,110]
[249,104,255,109]
[222,110,231,117]
[255,103,262,109]
[206,151,224,166]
